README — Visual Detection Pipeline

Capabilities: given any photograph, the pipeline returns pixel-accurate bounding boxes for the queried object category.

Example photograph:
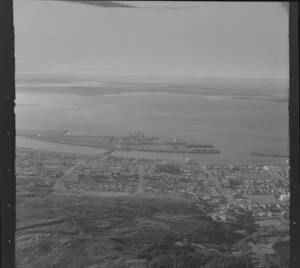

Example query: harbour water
[16,90,289,164]
[16,136,107,156]
[16,136,288,165]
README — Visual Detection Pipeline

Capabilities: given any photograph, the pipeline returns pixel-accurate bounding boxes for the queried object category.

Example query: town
[16,146,290,227]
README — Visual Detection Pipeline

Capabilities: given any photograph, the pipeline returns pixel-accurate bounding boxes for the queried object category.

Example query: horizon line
[15,72,289,81]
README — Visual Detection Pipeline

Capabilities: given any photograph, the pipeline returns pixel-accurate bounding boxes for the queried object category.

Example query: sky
[14,1,289,78]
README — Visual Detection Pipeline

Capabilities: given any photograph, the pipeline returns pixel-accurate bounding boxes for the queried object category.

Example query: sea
[16,89,289,165]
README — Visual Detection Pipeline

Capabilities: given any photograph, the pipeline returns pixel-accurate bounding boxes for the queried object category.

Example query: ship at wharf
[117,134,221,154]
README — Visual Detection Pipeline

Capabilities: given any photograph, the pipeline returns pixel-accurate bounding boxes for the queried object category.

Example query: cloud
[129,2,202,10]
[38,0,202,10]
[44,0,137,8]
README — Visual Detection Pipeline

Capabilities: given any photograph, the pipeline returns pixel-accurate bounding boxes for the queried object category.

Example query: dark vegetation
[269,239,290,267]
[147,247,254,268]
[16,190,258,268]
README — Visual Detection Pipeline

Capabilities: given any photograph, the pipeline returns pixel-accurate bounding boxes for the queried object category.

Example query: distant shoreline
[15,75,288,103]
[16,89,288,104]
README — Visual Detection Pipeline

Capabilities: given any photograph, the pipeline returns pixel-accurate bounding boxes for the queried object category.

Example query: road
[207,171,239,206]
[53,161,81,192]
[137,165,145,193]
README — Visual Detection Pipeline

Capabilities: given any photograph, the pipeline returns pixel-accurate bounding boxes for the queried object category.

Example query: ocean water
[16,91,289,164]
